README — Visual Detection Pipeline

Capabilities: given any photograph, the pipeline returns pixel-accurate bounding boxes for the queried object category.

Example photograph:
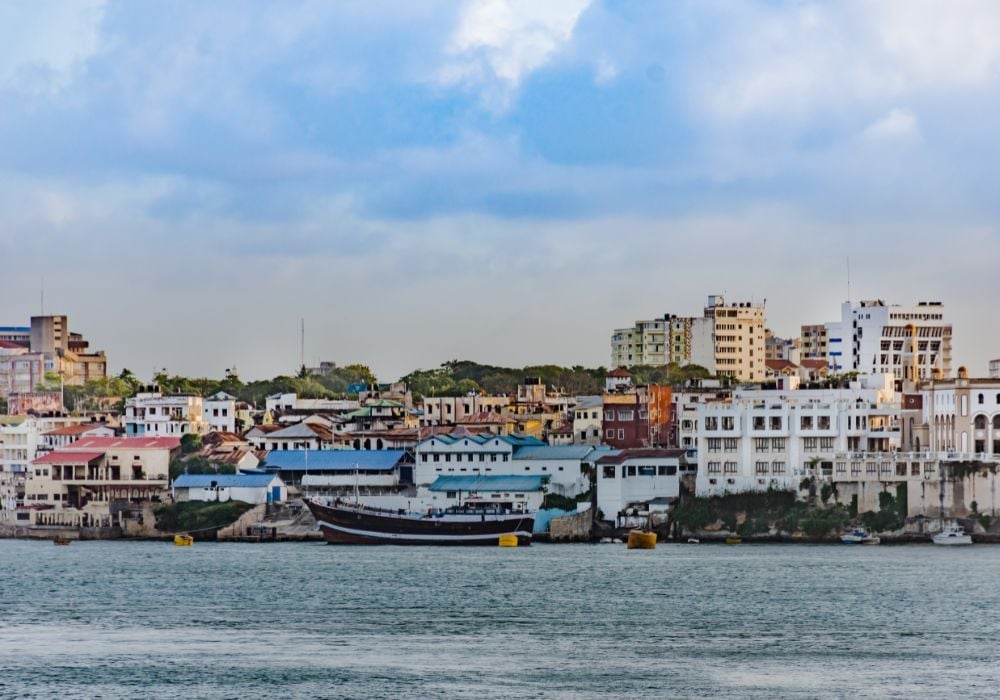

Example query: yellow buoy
[173,534,194,546]
[725,536,742,545]
[627,529,657,549]
[498,533,519,547]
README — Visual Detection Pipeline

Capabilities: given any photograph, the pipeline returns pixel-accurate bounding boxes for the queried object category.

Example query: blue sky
[1,0,999,380]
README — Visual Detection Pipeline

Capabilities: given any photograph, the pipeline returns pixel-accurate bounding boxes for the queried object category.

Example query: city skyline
[1,1,998,380]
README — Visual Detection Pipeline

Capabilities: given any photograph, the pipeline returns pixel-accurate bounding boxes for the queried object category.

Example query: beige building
[800,324,828,360]
[707,296,766,383]
[0,316,108,397]
[610,295,765,382]
[23,436,179,528]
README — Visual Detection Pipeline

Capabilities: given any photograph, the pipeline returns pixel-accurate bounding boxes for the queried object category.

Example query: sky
[1,0,999,382]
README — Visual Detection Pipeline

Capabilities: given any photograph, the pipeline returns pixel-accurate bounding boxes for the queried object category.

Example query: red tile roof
[33,451,105,465]
[68,437,181,450]
[459,411,509,424]
[608,368,632,378]
[0,340,27,349]
[800,359,829,370]
[765,359,798,372]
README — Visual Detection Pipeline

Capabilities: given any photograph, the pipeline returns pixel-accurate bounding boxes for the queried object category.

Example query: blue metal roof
[173,473,278,488]
[0,326,29,332]
[428,475,548,492]
[262,450,405,472]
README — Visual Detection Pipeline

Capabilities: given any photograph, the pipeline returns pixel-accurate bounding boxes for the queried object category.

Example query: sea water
[2,540,999,699]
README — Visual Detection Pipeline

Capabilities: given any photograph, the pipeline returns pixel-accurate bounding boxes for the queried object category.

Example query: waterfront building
[262,449,411,491]
[694,374,900,497]
[425,474,547,512]
[823,300,952,380]
[21,436,179,529]
[123,391,207,437]
[594,448,688,524]
[0,414,88,513]
[171,473,286,505]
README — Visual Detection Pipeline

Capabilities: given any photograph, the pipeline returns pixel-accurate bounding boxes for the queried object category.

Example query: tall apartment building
[824,300,952,380]
[800,324,828,359]
[610,295,765,382]
[0,315,108,397]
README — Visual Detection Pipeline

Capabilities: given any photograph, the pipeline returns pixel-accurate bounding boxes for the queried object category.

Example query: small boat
[173,534,194,546]
[53,536,71,546]
[725,536,742,545]
[686,537,700,544]
[932,525,972,546]
[841,528,880,545]
[627,529,656,549]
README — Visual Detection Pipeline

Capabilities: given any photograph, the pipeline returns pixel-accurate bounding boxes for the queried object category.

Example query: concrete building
[694,375,900,497]
[610,295,764,382]
[245,416,335,451]
[20,436,179,528]
[203,391,237,433]
[123,391,207,437]
[799,324,829,360]
[0,316,108,398]
[425,474,546,513]
[420,395,510,427]
[823,300,952,380]
[571,396,603,445]
[594,448,687,524]
[172,473,286,505]
[1,414,87,512]
[602,384,673,449]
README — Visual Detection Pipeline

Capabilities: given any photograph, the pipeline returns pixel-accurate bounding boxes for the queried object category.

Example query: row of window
[601,464,677,478]
[421,453,509,463]
[434,465,566,473]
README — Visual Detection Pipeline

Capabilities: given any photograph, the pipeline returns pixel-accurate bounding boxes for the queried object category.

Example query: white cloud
[861,107,919,141]
[0,0,106,94]
[693,0,1000,124]
[594,55,617,85]
[438,0,590,105]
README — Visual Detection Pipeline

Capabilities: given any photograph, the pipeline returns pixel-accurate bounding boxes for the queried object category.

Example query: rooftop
[261,450,406,472]
[173,473,278,489]
[69,437,181,450]
[33,451,105,465]
[595,448,686,464]
[43,423,113,437]
[428,474,548,493]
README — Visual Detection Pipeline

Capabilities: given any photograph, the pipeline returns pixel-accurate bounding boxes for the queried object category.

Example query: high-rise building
[0,315,108,397]
[799,324,828,359]
[824,300,952,380]
[610,295,765,382]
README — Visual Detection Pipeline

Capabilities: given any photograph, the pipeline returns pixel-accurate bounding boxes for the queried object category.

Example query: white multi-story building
[203,391,237,433]
[123,392,207,437]
[694,375,901,497]
[1,415,86,513]
[594,448,687,522]
[824,300,952,380]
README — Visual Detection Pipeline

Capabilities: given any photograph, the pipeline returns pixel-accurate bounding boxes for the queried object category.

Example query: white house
[123,392,207,437]
[594,448,686,523]
[172,473,286,505]
[203,391,237,433]
[413,432,544,487]
[424,474,546,513]
[571,396,603,445]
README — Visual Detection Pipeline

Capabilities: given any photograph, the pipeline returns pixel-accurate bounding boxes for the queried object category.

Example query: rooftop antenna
[847,256,851,303]
[300,318,305,372]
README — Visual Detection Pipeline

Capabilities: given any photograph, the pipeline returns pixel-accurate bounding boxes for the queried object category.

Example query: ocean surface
[2,540,1000,699]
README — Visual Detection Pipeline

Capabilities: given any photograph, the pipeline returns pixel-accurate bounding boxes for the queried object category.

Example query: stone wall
[549,510,593,542]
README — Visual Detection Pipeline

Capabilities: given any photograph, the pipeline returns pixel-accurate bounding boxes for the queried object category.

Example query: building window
[772,461,786,474]
[707,438,721,453]
[724,462,738,474]
[755,461,768,474]
[723,438,738,453]
[820,437,834,450]
[617,429,625,439]
[606,429,615,439]
[618,411,634,421]
[704,416,719,430]
[707,461,721,474]
[771,438,785,451]
[755,438,769,452]
[604,411,614,421]
[866,462,876,474]
[769,416,782,430]
[602,466,616,478]
[804,437,817,451]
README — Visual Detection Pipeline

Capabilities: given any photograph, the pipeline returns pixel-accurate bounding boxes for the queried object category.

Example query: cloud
[861,108,919,141]
[438,0,590,106]
[0,0,106,94]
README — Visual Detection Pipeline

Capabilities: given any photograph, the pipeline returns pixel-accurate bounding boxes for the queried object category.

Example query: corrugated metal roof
[262,450,405,472]
[421,433,545,448]
[512,445,599,460]
[71,437,181,450]
[428,475,548,492]
[173,473,279,488]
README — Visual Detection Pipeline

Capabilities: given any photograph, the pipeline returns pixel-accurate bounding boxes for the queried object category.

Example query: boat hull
[932,536,972,546]
[306,500,534,546]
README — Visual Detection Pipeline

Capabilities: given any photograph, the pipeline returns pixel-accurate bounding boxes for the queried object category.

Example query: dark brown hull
[306,500,534,546]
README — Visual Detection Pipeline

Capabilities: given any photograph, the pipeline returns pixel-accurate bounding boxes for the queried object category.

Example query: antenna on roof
[300,318,305,373]
[847,256,851,303]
